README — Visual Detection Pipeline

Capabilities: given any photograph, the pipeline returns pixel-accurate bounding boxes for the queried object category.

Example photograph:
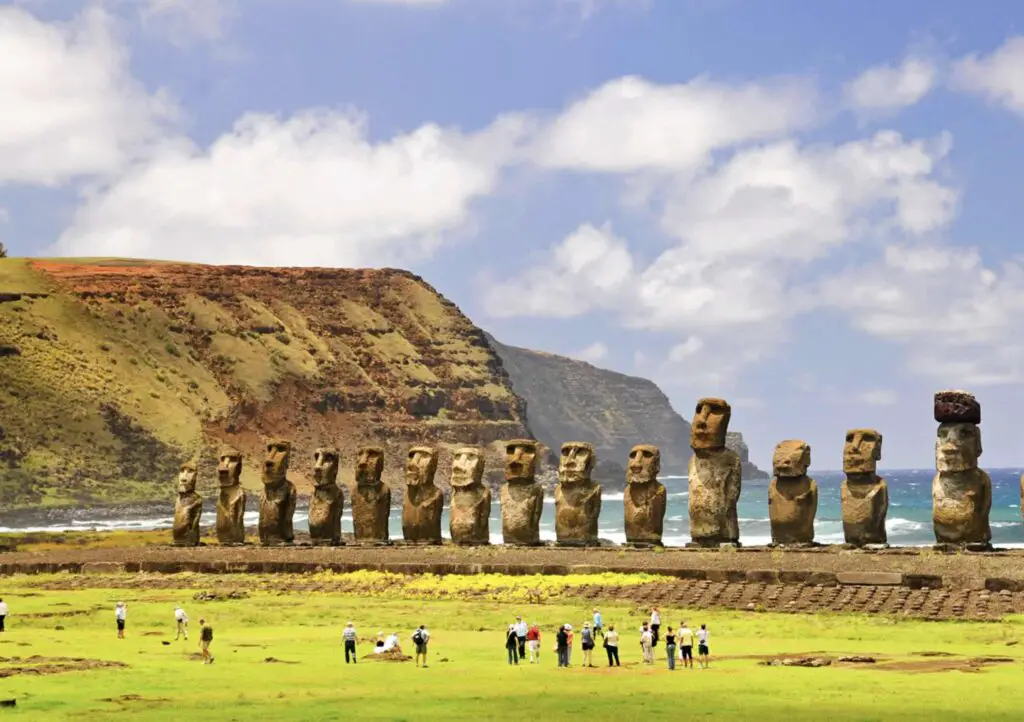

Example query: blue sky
[3,0,1024,470]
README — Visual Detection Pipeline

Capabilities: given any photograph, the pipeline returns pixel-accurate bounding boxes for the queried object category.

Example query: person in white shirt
[343,621,358,664]
[513,616,528,660]
[697,624,710,668]
[412,625,430,668]
[174,607,189,640]
[382,632,400,652]
[115,602,127,639]
[0,598,7,633]
[640,626,654,664]
[678,622,694,669]
[649,607,661,648]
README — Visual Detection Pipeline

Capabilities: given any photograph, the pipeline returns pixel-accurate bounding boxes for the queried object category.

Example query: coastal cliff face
[726,432,769,481]
[0,259,530,507]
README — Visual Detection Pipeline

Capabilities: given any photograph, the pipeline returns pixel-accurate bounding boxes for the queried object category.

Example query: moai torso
[216,451,247,545]
[402,446,443,544]
[623,445,666,545]
[840,428,888,545]
[501,440,544,545]
[449,447,491,544]
[555,442,601,545]
[687,398,741,546]
[768,440,818,545]
[172,463,203,547]
[258,439,297,546]
[308,448,344,546]
[931,391,991,546]
[351,446,391,543]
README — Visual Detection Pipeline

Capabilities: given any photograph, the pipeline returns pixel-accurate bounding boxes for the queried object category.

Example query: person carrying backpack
[412,625,430,668]
[505,624,520,665]
[199,619,214,665]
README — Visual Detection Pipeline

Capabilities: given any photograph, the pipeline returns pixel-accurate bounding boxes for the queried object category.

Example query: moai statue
[555,441,602,546]
[215,449,246,545]
[841,429,888,546]
[449,447,491,545]
[501,439,544,545]
[688,398,742,547]
[932,390,991,548]
[308,447,344,546]
[402,446,443,544]
[351,446,391,543]
[258,439,296,546]
[172,462,203,547]
[624,445,666,546]
[768,440,818,546]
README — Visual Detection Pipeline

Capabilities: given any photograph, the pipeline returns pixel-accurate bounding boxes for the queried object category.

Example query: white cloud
[844,57,936,113]
[858,389,898,406]
[572,342,609,364]
[531,75,817,173]
[0,6,176,186]
[53,109,532,266]
[950,36,1024,116]
[349,0,449,5]
[137,0,237,42]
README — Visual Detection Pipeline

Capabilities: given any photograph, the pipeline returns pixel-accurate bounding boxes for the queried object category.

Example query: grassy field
[1,571,1023,721]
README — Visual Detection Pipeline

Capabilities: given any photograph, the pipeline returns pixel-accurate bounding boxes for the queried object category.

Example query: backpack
[412,630,424,645]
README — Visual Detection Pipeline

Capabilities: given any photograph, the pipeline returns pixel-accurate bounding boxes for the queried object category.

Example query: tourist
[678,621,694,669]
[697,624,710,668]
[514,615,528,660]
[665,626,677,670]
[199,618,214,664]
[412,624,430,668]
[343,621,358,664]
[556,624,569,668]
[580,621,595,667]
[505,624,520,665]
[0,598,7,633]
[526,621,541,663]
[174,606,189,640]
[650,607,661,648]
[604,624,620,667]
[592,607,603,639]
[565,623,574,666]
[374,631,385,653]
[115,602,127,639]
[383,631,400,653]
[640,624,653,665]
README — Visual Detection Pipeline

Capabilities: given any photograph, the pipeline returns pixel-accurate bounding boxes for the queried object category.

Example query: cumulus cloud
[53,109,532,266]
[844,56,936,113]
[572,342,609,364]
[137,0,237,42]
[0,5,176,186]
[950,36,1024,116]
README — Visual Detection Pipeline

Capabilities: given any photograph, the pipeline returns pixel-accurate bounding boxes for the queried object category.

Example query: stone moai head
[355,446,385,487]
[263,439,291,484]
[450,447,484,488]
[312,448,340,488]
[627,444,660,485]
[773,440,811,478]
[691,397,731,450]
[559,441,596,485]
[405,446,439,488]
[217,450,243,489]
[936,423,982,472]
[504,440,538,484]
[177,463,197,494]
[843,429,882,474]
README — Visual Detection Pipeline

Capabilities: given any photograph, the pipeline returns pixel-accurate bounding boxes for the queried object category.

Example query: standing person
[115,602,127,639]
[514,615,528,661]
[592,608,603,639]
[640,624,653,665]
[649,607,661,649]
[697,624,710,669]
[580,622,595,667]
[665,626,677,670]
[526,621,541,664]
[604,624,620,667]
[678,621,694,669]
[505,624,520,665]
[199,618,214,664]
[412,624,430,668]
[343,621,358,664]
[565,624,574,666]
[174,606,189,641]
[556,624,569,668]
[0,598,7,633]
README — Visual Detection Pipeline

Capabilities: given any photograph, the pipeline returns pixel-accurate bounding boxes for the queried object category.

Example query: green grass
[0,572,1023,720]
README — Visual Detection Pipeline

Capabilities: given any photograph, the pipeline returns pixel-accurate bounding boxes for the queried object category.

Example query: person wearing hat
[580,621,596,667]
[514,615,528,660]
[114,601,127,639]
[343,621,358,664]
[565,623,574,666]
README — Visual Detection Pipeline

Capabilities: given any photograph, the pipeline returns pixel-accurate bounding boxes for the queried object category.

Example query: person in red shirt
[526,622,541,664]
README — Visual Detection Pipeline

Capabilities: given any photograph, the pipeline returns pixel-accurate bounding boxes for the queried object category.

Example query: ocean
[4,469,1023,547]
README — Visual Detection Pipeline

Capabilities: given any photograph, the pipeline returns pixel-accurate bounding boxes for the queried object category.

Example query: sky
[3,0,1024,471]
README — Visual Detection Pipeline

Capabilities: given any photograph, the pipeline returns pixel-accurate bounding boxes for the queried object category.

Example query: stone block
[984,577,1022,593]
[707,569,746,583]
[746,570,780,583]
[934,390,980,424]
[836,571,902,586]
[779,570,812,584]
[904,574,943,589]
[81,562,125,575]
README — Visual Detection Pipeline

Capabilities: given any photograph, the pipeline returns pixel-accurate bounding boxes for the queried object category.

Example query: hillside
[0,259,531,508]
[487,335,767,481]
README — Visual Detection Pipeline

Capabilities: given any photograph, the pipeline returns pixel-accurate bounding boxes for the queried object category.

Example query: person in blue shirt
[592,608,603,639]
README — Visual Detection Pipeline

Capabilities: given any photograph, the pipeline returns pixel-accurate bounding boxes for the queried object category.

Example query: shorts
[200,639,210,651]
[116,619,125,631]
[582,643,594,651]
[698,644,709,655]
[681,645,693,660]
[415,642,427,655]
[528,640,539,652]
